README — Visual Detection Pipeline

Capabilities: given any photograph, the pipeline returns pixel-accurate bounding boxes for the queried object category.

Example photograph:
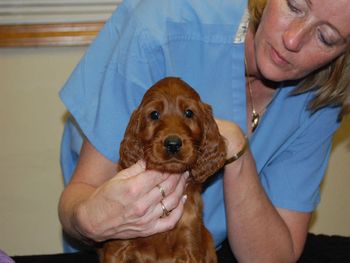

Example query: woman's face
[254,0,350,82]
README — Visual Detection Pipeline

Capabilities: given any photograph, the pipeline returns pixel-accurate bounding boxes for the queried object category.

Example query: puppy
[100,77,226,263]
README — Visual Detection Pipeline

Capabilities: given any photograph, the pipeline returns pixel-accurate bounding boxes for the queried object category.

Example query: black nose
[164,136,182,154]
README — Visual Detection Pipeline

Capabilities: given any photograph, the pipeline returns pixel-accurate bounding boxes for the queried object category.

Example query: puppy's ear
[119,108,144,169]
[191,103,226,183]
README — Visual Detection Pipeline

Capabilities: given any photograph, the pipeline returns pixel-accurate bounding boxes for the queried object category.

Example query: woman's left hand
[215,119,247,160]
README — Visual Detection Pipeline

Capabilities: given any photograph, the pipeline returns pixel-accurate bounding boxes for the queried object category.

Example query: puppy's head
[120,77,226,183]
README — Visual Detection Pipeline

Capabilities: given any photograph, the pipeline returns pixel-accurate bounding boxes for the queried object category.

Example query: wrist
[73,201,97,242]
[225,135,248,165]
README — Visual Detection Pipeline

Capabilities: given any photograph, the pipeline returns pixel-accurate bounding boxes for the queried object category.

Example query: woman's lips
[270,46,289,66]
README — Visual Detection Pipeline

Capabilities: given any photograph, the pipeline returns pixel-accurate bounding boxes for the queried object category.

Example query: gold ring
[160,201,170,217]
[156,184,166,199]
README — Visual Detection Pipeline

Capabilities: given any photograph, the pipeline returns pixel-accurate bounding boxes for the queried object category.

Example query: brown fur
[100,77,226,263]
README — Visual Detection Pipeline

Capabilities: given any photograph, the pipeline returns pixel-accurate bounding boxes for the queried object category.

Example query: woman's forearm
[58,183,97,242]
[223,150,296,263]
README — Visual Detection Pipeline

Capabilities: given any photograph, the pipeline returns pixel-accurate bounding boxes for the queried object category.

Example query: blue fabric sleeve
[259,107,340,212]
[59,0,161,162]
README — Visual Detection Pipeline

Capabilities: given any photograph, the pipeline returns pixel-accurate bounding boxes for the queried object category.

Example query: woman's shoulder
[263,85,340,137]
[114,0,247,31]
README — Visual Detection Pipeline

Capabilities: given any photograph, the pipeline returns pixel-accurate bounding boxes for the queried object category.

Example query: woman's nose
[282,19,310,52]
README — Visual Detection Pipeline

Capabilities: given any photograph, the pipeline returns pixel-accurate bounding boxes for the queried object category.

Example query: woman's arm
[58,139,188,243]
[216,119,310,263]
[224,150,310,263]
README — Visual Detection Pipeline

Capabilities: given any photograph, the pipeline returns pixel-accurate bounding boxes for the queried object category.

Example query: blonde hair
[248,0,350,118]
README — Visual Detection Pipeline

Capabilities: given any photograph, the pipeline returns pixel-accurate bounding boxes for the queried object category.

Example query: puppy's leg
[202,227,217,263]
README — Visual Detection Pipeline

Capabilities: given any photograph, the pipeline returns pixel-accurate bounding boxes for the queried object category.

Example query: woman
[58,0,350,262]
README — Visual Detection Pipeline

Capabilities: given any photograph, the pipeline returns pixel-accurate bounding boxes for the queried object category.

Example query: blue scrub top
[60,0,340,251]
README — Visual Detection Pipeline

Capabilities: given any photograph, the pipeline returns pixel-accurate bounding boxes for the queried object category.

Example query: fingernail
[137,160,146,169]
[182,195,187,204]
[183,171,190,179]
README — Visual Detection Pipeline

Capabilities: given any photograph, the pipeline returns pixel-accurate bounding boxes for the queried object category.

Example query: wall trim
[0,22,104,47]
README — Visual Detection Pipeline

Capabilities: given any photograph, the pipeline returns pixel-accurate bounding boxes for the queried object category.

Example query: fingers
[153,171,188,202]
[157,172,188,214]
[124,171,188,220]
[145,194,188,236]
[112,171,188,238]
[120,164,187,202]
[157,195,188,228]
[111,160,171,201]
[112,194,188,239]
[155,173,187,219]
[114,159,189,199]
[115,160,146,179]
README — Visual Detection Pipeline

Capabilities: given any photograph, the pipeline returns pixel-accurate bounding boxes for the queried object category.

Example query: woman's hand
[74,160,188,242]
[215,119,247,161]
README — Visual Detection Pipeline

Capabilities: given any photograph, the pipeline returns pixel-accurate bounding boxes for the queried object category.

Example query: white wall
[0,46,349,256]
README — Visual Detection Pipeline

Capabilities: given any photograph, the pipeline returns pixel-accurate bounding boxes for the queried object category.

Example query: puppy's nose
[164,136,182,154]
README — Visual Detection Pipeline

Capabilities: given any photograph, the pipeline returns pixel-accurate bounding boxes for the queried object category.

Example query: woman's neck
[245,25,278,134]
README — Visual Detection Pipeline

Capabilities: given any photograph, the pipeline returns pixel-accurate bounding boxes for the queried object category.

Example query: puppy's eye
[150,111,160,120]
[184,109,194,118]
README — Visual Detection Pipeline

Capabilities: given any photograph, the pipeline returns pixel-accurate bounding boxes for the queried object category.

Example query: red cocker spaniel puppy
[101,77,226,263]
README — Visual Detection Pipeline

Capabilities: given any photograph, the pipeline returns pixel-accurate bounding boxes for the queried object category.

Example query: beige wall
[0,46,85,256]
[0,46,349,256]
[310,118,350,235]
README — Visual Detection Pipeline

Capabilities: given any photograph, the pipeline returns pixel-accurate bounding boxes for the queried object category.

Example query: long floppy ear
[191,103,226,183]
[119,109,144,169]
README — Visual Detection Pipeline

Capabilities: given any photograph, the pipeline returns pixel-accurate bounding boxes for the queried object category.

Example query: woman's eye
[287,0,301,14]
[317,30,333,47]
[150,111,160,120]
[184,109,194,118]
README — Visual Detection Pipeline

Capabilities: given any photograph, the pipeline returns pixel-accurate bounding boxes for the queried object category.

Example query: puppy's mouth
[143,136,197,172]
[146,157,193,174]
